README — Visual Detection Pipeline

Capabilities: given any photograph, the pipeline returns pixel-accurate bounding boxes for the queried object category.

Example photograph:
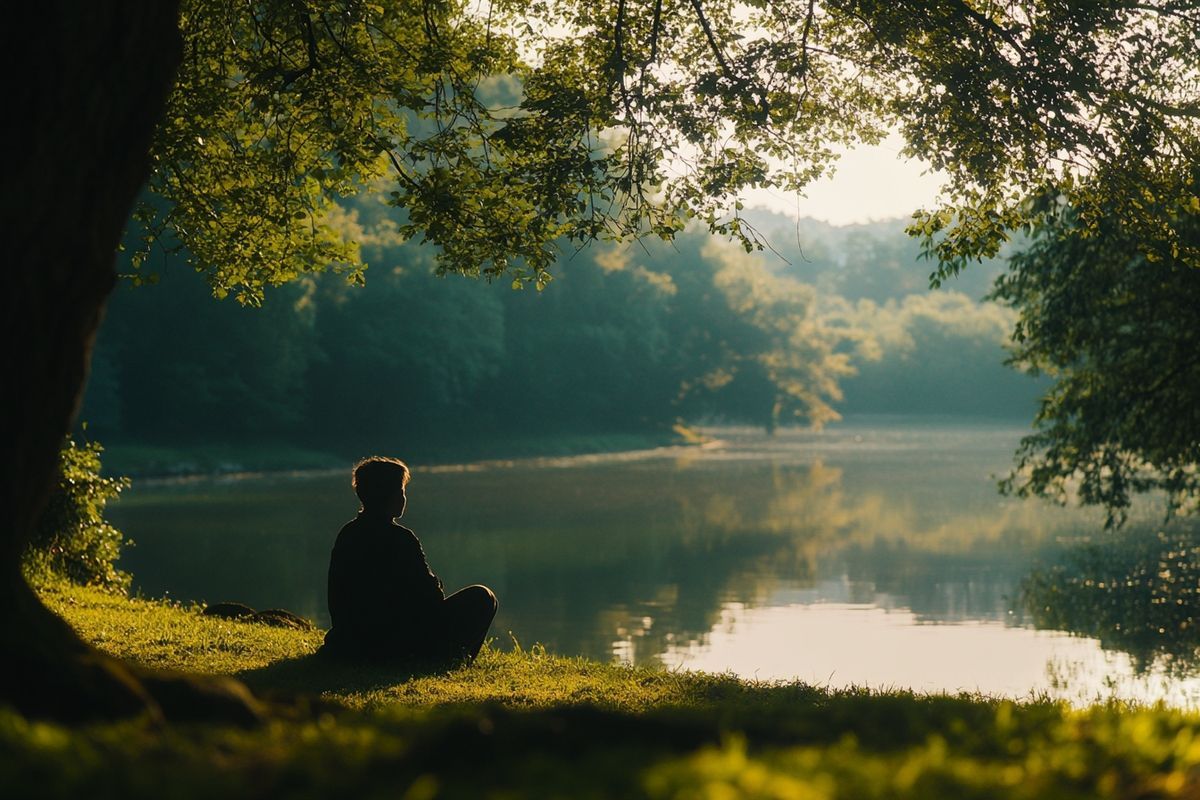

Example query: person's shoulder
[333,514,383,543]
[331,517,361,547]
[393,524,421,543]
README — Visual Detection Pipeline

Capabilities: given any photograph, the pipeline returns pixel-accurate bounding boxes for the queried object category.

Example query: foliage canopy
[141,1,1200,295]
[995,187,1200,524]
[134,0,1200,516]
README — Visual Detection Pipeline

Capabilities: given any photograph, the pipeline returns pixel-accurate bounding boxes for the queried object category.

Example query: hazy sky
[744,132,947,226]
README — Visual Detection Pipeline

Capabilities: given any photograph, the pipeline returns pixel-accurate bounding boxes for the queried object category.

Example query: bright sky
[743,132,947,226]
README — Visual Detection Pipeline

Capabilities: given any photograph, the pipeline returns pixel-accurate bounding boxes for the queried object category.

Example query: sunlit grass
[38,581,807,713]
[11,580,1200,798]
[37,580,324,674]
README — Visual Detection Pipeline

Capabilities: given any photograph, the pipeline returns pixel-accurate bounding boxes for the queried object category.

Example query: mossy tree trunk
[0,2,257,721]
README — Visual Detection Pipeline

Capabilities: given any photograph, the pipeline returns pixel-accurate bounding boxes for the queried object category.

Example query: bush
[23,436,131,590]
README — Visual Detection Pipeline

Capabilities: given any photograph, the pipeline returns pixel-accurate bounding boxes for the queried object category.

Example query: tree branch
[687,0,732,77]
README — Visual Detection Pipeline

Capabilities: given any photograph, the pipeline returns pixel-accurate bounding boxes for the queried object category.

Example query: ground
[6,580,1200,798]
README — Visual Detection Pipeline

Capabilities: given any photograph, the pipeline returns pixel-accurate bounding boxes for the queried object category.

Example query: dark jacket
[326,514,444,650]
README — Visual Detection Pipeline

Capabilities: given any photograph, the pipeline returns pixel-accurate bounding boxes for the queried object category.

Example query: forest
[82,194,1039,467]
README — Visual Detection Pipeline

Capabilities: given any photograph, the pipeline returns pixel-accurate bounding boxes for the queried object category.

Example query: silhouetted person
[323,456,497,666]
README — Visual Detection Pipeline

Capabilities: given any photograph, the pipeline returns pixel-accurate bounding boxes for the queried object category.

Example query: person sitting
[322,456,497,665]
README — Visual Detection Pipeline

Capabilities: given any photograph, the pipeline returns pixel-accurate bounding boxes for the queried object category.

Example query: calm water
[110,421,1200,705]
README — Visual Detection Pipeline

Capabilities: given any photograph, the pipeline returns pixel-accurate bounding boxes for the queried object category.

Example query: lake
[109,420,1200,705]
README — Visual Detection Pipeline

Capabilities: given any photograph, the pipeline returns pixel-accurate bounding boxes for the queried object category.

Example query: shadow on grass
[235,647,1069,761]
[238,650,453,703]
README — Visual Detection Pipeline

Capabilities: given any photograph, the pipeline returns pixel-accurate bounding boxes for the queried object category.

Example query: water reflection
[664,602,1200,706]
[1022,523,1200,675]
[113,423,1187,702]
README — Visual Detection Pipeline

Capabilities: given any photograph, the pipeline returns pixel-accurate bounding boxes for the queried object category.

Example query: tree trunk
[1,2,259,723]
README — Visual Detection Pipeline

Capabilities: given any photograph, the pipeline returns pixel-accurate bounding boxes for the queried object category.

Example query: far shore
[95,426,708,482]
[92,414,1034,482]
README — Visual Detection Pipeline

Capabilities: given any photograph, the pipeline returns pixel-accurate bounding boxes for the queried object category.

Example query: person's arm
[398,527,444,604]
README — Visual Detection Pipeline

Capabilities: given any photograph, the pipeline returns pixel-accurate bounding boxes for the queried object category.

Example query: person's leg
[434,585,498,664]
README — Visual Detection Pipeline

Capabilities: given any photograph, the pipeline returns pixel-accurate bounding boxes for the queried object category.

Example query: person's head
[352,456,411,517]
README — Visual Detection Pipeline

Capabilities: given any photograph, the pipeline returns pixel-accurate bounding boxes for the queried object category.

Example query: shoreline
[99,426,708,483]
[96,414,1035,483]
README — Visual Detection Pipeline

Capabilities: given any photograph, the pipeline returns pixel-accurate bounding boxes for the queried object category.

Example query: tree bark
[0,2,259,722]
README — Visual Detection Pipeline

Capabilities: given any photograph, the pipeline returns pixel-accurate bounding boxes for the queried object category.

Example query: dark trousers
[323,584,498,666]
[419,585,499,664]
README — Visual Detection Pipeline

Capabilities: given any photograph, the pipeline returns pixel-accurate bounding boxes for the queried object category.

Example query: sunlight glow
[744,133,947,226]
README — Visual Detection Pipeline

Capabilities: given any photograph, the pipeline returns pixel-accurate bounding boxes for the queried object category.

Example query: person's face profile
[387,484,407,519]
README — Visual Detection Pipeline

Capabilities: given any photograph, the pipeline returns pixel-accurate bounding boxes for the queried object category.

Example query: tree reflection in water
[115,427,1087,669]
[1022,523,1200,675]
[489,456,1059,665]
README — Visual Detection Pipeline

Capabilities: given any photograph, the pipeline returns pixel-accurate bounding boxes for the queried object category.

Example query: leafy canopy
[132,0,891,300]
[139,1,1200,303]
[138,1,1200,517]
[994,185,1200,525]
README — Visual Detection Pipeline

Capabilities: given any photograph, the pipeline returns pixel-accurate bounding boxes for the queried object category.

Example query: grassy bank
[9,581,1200,798]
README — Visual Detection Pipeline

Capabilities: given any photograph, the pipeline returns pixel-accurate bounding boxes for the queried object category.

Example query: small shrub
[23,436,131,590]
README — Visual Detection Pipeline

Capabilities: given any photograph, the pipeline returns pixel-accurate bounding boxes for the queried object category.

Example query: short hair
[352,456,410,508]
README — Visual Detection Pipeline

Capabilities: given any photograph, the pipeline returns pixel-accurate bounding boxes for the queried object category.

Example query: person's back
[323,456,497,665]
[326,514,444,652]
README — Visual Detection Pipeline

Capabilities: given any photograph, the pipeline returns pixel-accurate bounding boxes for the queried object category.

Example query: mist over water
[111,420,1200,705]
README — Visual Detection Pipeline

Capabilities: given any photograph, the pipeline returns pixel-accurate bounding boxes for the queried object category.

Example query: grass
[10,580,1200,798]
[38,581,325,675]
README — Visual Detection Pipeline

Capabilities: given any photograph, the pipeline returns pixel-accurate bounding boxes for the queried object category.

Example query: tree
[646,233,850,431]
[97,268,318,442]
[6,0,1198,720]
[994,185,1200,526]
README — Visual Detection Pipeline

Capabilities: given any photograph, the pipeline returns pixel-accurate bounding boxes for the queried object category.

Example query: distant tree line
[82,198,1040,460]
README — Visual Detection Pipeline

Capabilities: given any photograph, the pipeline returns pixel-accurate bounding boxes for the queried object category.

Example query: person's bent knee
[465,584,498,613]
